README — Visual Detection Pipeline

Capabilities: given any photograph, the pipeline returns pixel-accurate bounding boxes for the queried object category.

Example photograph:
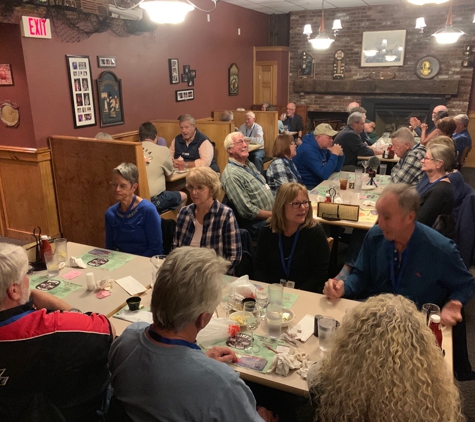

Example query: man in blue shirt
[293,123,345,190]
[453,114,472,167]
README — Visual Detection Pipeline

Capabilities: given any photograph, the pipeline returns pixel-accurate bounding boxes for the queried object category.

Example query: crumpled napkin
[69,256,87,268]
[334,197,343,204]
[363,200,376,207]
[267,350,315,379]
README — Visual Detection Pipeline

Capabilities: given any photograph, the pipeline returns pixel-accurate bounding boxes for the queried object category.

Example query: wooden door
[255,61,277,106]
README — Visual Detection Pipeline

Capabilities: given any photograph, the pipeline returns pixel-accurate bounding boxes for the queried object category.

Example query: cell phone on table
[236,356,267,372]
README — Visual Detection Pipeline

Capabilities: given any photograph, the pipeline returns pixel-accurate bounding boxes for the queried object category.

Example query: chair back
[234,228,255,279]
[161,218,177,255]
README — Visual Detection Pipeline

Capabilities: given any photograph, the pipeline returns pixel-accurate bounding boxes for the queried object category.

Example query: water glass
[54,238,68,263]
[44,251,59,277]
[267,303,283,339]
[421,303,440,326]
[243,302,260,353]
[318,316,337,351]
[150,254,166,285]
[268,283,283,305]
[221,283,233,317]
[256,289,269,320]
[379,164,387,175]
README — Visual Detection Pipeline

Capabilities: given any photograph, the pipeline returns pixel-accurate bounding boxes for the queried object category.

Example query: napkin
[113,310,153,324]
[69,256,87,269]
[363,200,376,207]
[316,195,324,202]
[334,197,343,204]
[287,314,315,342]
[115,276,147,295]
[267,350,314,378]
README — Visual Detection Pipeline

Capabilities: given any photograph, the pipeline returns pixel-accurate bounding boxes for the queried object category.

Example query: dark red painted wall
[0,23,36,148]
[16,3,269,147]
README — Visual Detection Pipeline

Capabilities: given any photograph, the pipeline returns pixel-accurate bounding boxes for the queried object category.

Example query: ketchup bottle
[40,235,52,263]
[429,314,443,349]
[325,193,331,203]
[387,144,395,159]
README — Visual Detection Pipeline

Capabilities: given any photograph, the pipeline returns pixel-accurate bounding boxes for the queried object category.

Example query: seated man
[221,132,274,238]
[109,247,276,422]
[453,114,472,167]
[334,112,383,168]
[169,114,219,172]
[390,127,426,186]
[139,121,167,146]
[324,183,475,326]
[293,123,344,190]
[281,102,304,144]
[239,111,265,171]
[221,110,234,122]
[0,244,114,422]
[363,120,379,144]
[142,140,187,213]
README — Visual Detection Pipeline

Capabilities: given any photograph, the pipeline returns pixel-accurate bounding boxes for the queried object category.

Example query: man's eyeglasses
[288,200,310,209]
[234,139,250,146]
[186,184,208,192]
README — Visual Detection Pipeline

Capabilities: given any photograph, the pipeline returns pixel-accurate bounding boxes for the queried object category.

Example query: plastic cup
[339,172,349,190]
[177,159,185,171]
[54,238,68,263]
[318,316,337,351]
[267,303,283,339]
[379,164,387,175]
[354,168,363,178]
[151,255,166,285]
[44,251,59,277]
[268,283,283,305]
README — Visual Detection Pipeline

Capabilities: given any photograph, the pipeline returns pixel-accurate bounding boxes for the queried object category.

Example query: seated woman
[255,182,329,293]
[308,294,464,422]
[417,141,456,230]
[174,167,242,274]
[266,134,302,196]
[105,162,163,257]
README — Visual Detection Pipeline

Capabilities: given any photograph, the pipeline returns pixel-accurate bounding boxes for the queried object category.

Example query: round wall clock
[415,56,440,80]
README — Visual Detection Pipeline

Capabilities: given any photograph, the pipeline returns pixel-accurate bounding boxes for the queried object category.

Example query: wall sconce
[332,19,342,36]
[303,24,313,39]
[415,17,426,34]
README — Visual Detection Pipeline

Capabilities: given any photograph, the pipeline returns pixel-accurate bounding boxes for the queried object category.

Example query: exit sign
[21,16,52,39]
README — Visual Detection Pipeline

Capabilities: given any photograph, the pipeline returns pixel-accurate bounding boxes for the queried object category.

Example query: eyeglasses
[233,139,249,146]
[288,200,310,209]
[110,182,131,190]
[421,156,439,162]
[186,184,208,193]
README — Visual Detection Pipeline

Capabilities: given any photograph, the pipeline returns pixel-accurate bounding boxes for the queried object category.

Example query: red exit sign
[21,16,52,39]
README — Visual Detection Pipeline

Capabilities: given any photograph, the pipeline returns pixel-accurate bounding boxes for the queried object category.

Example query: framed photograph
[175,89,194,102]
[168,58,179,84]
[415,56,440,79]
[361,30,406,67]
[183,65,190,73]
[97,71,124,127]
[181,73,188,83]
[0,64,14,86]
[66,55,96,128]
[97,56,116,68]
[228,63,239,96]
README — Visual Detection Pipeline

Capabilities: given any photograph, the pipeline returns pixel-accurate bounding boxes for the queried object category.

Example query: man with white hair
[239,111,265,171]
[453,114,472,167]
[109,247,277,421]
[389,127,426,186]
[0,244,114,421]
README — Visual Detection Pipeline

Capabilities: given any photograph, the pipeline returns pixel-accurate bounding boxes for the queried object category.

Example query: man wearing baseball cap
[293,123,344,189]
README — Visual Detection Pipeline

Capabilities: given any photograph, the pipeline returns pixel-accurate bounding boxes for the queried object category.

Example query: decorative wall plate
[415,56,440,80]
[369,70,395,80]
[0,100,19,127]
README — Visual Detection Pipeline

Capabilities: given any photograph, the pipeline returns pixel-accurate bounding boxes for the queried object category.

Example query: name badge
[280,279,295,288]
[182,152,190,156]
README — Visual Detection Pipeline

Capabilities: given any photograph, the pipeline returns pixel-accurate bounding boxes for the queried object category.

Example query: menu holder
[317,203,359,222]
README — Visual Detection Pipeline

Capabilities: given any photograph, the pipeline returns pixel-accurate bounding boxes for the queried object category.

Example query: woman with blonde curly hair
[308,294,464,422]
[255,182,329,292]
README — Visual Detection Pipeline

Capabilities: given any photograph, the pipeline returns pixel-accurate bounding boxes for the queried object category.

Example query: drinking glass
[421,303,440,326]
[54,238,68,263]
[256,289,269,320]
[243,302,260,354]
[221,283,233,318]
[268,283,283,305]
[150,255,166,286]
[44,251,59,277]
[318,316,337,351]
[361,160,369,174]
[266,303,283,339]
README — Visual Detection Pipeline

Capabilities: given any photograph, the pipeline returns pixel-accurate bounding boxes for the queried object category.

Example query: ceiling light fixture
[309,0,334,50]
[407,0,449,5]
[415,17,427,34]
[112,0,217,24]
[431,2,466,44]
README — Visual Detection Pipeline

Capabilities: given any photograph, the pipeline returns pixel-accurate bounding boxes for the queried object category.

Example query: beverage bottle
[429,314,443,349]
[40,235,52,263]
[388,144,395,159]
[325,193,331,203]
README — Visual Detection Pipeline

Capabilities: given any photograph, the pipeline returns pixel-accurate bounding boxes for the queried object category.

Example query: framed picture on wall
[97,71,124,127]
[175,89,194,102]
[0,64,14,86]
[169,58,179,84]
[361,30,406,67]
[228,63,239,96]
[97,56,116,68]
[66,55,96,128]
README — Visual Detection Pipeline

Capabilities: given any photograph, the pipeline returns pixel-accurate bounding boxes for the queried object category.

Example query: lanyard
[147,325,201,350]
[228,161,266,186]
[417,175,447,196]
[287,116,294,129]
[246,124,255,137]
[114,195,137,249]
[278,229,300,280]
[388,241,410,294]
[283,158,302,183]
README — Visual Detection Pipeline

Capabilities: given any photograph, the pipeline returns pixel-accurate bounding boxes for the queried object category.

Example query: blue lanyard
[283,158,302,183]
[287,116,294,129]
[246,124,255,137]
[278,229,300,280]
[388,241,410,294]
[228,161,266,186]
[417,175,447,196]
[147,325,201,350]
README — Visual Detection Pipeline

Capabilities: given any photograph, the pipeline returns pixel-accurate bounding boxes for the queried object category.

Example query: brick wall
[289,0,475,114]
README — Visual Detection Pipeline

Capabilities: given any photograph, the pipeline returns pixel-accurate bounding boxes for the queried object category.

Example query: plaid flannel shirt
[173,200,242,273]
[221,158,274,220]
[390,144,426,186]
[266,158,302,196]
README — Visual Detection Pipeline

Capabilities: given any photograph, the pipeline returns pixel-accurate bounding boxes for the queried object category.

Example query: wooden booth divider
[0,146,60,241]
[49,136,150,248]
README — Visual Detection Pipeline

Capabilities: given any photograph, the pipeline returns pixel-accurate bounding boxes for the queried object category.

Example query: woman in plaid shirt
[173,167,242,274]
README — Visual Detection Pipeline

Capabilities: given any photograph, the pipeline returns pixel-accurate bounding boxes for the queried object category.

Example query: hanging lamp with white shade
[431,2,466,44]
[309,0,335,50]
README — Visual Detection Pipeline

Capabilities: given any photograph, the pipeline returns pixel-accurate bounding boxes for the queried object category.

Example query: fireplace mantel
[293,79,459,96]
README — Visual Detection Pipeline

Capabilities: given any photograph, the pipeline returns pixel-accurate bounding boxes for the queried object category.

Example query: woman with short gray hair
[105,162,163,257]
